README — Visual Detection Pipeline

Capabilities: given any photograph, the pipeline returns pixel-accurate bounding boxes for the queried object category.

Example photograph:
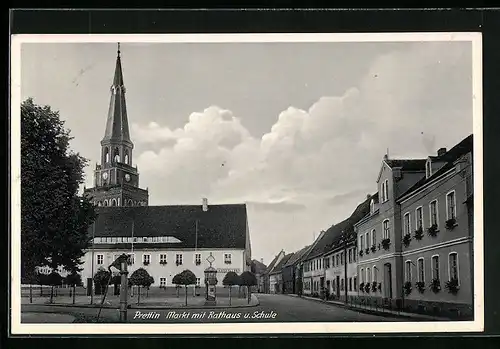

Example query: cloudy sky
[20,39,473,265]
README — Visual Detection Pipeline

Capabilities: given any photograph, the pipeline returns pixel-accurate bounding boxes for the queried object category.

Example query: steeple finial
[117,42,121,57]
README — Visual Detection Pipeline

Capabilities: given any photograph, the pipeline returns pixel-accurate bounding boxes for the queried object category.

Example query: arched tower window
[103,200,108,207]
[111,199,117,206]
[113,147,120,163]
[98,201,102,206]
[124,150,129,165]
[128,199,133,206]
[105,148,110,163]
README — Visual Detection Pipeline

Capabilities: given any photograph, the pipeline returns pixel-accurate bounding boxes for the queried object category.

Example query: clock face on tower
[125,174,131,182]
[102,172,108,180]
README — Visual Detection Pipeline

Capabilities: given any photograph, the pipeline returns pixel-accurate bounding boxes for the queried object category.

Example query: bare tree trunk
[247,286,251,304]
[137,286,141,305]
[29,284,33,304]
[185,286,188,306]
[50,286,54,304]
[72,285,76,304]
[229,286,232,306]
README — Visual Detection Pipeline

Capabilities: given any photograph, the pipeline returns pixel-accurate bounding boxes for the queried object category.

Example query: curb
[287,294,452,321]
[22,295,260,311]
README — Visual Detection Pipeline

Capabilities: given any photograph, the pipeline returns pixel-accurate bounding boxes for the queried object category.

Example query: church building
[80,44,252,289]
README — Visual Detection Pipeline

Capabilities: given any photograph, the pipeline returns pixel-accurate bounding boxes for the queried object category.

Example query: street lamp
[204,253,217,306]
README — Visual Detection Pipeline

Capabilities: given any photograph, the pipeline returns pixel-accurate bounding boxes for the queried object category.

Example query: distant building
[282,245,311,294]
[251,259,267,293]
[263,250,285,294]
[269,253,294,294]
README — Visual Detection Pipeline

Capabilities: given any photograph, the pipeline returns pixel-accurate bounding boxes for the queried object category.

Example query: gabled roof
[270,253,294,274]
[304,195,372,260]
[283,245,311,267]
[89,204,248,249]
[398,134,473,201]
[385,159,427,171]
[264,251,283,274]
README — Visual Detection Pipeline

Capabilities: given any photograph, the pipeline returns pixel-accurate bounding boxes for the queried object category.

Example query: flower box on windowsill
[365,248,370,255]
[377,282,382,291]
[427,224,439,237]
[429,278,441,293]
[402,233,412,248]
[445,218,458,230]
[195,262,201,266]
[143,262,149,266]
[359,250,364,257]
[370,245,376,253]
[359,282,365,292]
[403,281,412,296]
[381,238,391,250]
[160,261,167,266]
[224,261,232,265]
[176,262,182,267]
[364,283,371,293]
[416,281,425,293]
[445,278,460,295]
[371,281,378,292]
[414,226,424,240]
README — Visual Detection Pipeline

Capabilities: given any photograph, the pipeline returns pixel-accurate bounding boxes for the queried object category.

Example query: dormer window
[426,159,432,179]
[370,199,375,214]
[380,179,389,203]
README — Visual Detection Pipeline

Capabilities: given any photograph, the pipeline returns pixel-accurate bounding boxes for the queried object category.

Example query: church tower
[84,43,149,207]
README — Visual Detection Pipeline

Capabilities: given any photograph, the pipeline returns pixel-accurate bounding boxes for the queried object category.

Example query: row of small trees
[26,271,83,304]
[222,271,257,305]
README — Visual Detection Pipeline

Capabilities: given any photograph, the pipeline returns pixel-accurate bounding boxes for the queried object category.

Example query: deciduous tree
[21,98,96,281]
[173,270,197,306]
[222,271,240,305]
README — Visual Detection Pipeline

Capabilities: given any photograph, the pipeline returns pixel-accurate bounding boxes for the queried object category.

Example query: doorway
[384,263,392,299]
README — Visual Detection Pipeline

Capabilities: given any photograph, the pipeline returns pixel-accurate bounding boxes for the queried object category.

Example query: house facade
[282,245,311,294]
[269,253,293,294]
[396,135,473,319]
[355,157,427,307]
[263,250,285,294]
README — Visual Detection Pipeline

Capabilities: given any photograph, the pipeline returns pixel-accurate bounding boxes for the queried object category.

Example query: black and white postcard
[10,32,483,334]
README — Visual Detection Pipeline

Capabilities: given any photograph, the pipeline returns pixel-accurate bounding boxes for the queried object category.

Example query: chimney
[437,148,447,157]
[383,154,388,161]
[260,258,264,264]
[366,194,371,200]
[202,198,208,212]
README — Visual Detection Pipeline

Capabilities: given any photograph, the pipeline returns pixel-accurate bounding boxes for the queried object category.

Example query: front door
[384,263,392,299]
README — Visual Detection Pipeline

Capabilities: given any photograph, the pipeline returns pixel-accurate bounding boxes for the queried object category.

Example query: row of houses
[262,134,474,319]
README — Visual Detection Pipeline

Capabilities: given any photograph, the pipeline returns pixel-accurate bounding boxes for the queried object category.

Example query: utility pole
[90,221,96,305]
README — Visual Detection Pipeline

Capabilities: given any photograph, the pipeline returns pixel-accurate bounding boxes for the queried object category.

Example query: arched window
[124,150,129,165]
[111,199,117,206]
[105,148,110,163]
[113,147,120,163]
[128,199,133,206]
[103,200,108,207]
[97,201,102,207]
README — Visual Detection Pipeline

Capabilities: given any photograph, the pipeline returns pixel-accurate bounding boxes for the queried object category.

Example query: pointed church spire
[102,43,132,146]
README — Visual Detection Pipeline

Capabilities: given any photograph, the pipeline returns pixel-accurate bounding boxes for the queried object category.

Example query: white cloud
[102,42,472,264]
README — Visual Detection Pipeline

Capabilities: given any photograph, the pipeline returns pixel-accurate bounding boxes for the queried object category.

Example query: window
[405,260,412,282]
[415,206,423,230]
[143,254,150,265]
[448,252,459,282]
[404,212,411,235]
[324,257,330,269]
[417,258,425,283]
[381,180,389,202]
[383,219,390,239]
[446,191,457,220]
[159,254,167,264]
[349,278,353,291]
[160,277,167,288]
[195,253,202,265]
[430,200,439,227]
[336,254,340,266]
[373,266,378,282]
[196,278,201,286]
[371,229,376,247]
[127,254,135,265]
[353,248,357,262]
[432,255,440,280]
[341,278,344,291]
[340,253,344,266]
[426,160,432,178]
[354,276,357,291]
[176,254,183,266]
[370,200,375,214]
[360,235,364,250]
[366,268,371,283]
[97,254,104,265]
[360,268,364,283]
[348,249,352,263]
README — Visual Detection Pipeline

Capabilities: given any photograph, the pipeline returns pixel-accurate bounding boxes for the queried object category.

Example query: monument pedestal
[205,284,217,306]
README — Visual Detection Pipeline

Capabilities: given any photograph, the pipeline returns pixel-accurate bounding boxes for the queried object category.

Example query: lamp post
[204,253,217,306]
[342,231,348,304]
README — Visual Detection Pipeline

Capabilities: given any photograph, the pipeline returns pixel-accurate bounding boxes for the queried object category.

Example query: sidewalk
[287,294,452,321]
[21,293,259,310]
